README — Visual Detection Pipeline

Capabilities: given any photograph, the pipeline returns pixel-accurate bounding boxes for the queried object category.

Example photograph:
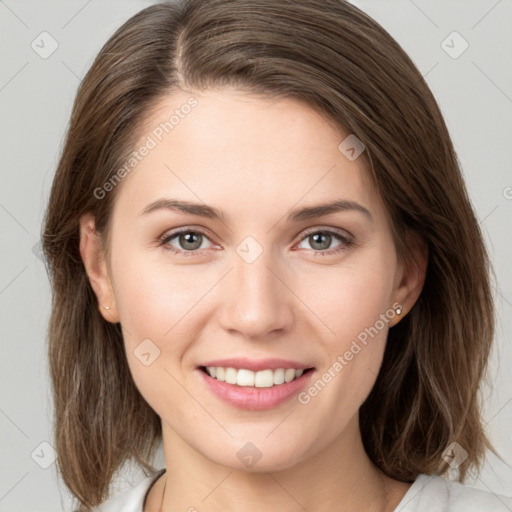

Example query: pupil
[311,233,330,250]
[181,232,202,250]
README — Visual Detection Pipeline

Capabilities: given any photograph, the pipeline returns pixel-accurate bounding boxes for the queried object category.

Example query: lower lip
[197,368,315,410]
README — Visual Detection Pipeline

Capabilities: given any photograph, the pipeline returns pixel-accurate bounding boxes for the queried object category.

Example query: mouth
[198,365,315,388]
[196,361,316,411]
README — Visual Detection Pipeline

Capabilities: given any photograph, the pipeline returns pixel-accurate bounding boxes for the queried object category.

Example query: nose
[218,247,295,340]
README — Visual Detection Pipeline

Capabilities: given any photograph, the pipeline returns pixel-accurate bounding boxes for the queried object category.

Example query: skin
[80,88,427,511]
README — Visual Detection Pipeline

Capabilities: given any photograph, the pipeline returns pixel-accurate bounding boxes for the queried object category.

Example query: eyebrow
[139,197,373,223]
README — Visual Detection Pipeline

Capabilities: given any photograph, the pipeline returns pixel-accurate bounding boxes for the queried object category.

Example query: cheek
[301,248,396,409]
[111,244,203,343]
[115,261,203,416]
[306,254,396,347]
[125,353,201,428]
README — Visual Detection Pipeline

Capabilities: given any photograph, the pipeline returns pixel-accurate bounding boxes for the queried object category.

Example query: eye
[295,229,354,256]
[159,227,354,257]
[160,228,215,256]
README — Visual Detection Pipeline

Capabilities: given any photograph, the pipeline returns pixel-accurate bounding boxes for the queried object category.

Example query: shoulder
[395,473,512,512]
[89,468,166,512]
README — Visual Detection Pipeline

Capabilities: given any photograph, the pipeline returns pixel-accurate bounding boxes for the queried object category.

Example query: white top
[91,469,512,511]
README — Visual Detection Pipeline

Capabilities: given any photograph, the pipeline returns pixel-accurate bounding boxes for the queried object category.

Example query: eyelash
[158,227,355,257]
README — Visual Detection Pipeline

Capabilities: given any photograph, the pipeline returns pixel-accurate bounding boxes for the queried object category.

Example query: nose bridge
[219,235,293,337]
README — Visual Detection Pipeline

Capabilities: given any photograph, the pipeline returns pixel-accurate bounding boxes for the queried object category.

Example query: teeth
[285,368,296,382]
[225,367,237,385]
[215,367,225,381]
[205,366,307,387]
[273,368,285,385]
[255,369,273,387]
[237,369,255,387]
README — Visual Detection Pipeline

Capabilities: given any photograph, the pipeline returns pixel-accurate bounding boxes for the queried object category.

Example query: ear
[79,213,120,323]
[390,232,428,327]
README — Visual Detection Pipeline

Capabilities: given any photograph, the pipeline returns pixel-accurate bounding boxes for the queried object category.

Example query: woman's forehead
[115,88,379,218]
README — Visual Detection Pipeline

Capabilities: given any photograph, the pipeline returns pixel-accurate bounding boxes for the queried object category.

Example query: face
[90,88,413,472]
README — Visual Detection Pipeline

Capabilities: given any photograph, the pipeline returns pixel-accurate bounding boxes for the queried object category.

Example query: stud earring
[100,305,111,311]
[395,305,402,315]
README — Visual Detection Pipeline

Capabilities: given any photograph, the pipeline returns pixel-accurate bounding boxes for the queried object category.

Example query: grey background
[0,0,511,510]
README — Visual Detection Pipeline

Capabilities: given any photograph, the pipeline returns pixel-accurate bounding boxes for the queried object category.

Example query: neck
[156,416,410,512]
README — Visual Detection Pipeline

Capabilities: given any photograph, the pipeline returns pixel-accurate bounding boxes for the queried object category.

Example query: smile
[197,362,316,410]
[200,366,314,388]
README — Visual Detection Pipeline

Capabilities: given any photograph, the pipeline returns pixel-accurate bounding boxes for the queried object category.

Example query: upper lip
[198,358,314,372]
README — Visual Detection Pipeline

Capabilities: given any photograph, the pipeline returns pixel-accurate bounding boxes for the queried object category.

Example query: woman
[42,0,512,510]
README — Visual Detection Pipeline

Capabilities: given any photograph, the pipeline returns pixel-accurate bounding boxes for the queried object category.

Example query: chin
[202,437,309,473]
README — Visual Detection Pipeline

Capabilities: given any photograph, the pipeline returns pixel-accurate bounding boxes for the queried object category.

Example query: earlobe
[79,213,120,323]
[391,234,428,326]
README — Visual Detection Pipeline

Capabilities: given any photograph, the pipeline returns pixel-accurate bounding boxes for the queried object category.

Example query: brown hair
[42,0,496,509]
